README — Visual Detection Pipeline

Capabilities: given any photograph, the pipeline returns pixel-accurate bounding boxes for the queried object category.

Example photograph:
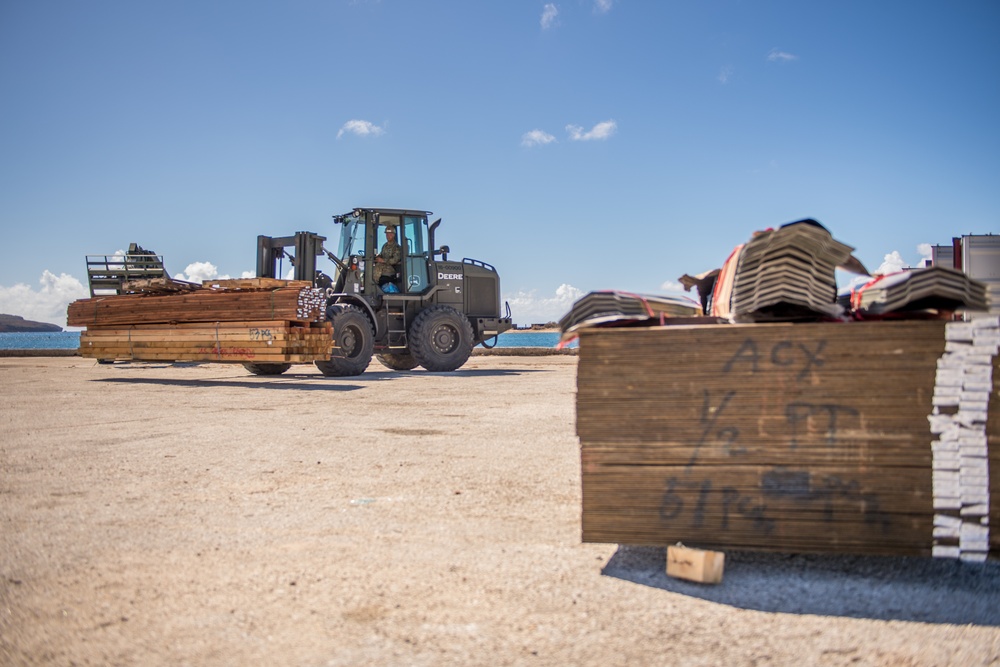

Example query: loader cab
[334,208,432,295]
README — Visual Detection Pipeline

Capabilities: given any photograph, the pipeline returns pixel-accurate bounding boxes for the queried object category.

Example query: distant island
[0,314,63,333]
[511,322,559,332]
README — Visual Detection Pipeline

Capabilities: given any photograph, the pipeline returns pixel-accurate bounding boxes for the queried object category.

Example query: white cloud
[875,250,908,276]
[566,120,617,141]
[917,243,933,262]
[336,119,386,140]
[521,129,557,147]
[541,3,559,29]
[174,261,223,284]
[177,262,259,282]
[0,270,89,328]
[718,65,733,84]
[767,48,798,62]
[594,0,613,13]
[503,283,584,325]
[173,262,255,283]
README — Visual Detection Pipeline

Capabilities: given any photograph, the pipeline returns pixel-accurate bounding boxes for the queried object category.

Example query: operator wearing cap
[373,226,402,286]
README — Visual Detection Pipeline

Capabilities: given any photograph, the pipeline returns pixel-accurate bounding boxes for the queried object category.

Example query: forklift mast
[256,232,327,283]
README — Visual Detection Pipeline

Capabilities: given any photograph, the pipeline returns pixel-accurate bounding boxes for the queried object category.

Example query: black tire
[376,351,419,371]
[409,305,474,372]
[243,362,292,376]
[315,305,374,376]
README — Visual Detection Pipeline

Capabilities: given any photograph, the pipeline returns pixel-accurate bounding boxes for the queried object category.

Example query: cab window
[402,216,429,293]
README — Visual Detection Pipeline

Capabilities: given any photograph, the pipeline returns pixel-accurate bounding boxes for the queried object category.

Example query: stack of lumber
[729,219,855,322]
[69,279,332,363]
[80,321,333,363]
[853,266,989,316]
[68,282,326,328]
[577,318,999,560]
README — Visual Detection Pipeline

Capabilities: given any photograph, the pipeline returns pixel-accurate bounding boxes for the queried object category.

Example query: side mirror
[434,245,450,261]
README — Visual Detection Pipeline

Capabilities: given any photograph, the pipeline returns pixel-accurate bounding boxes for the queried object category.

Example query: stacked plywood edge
[69,280,332,364]
[929,318,999,561]
[576,319,999,560]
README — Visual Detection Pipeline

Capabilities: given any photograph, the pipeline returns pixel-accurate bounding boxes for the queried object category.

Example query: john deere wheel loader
[252,207,512,376]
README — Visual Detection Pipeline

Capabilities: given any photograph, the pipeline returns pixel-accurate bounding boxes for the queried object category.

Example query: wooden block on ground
[666,544,725,584]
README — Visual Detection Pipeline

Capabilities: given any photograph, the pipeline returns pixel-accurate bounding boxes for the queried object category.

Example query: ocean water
[0,330,570,350]
[0,332,81,349]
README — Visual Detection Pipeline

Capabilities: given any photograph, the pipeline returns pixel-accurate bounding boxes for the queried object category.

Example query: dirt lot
[2,356,999,666]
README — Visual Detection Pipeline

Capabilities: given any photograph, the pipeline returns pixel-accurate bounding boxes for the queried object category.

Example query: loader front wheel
[243,362,291,376]
[315,306,373,376]
[410,305,474,372]
[376,351,420,371]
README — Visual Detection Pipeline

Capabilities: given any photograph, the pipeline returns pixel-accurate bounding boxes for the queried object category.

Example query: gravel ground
[1,356,999,666]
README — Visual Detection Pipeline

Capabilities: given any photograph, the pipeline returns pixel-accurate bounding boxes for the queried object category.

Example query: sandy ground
[1,355,999,666]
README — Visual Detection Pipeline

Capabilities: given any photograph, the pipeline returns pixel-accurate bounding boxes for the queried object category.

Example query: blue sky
[1,0,998,327]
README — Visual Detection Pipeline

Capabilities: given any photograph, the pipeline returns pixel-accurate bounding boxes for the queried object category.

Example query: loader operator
[373,226,401,287]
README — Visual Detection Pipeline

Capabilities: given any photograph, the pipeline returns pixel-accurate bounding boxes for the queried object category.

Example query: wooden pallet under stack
[69,280,333,364]
[577,318,1000,561]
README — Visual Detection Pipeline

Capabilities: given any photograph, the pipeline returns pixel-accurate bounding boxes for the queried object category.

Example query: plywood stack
[557,291,705,345]
[69,280,332,363]
[728,219,854,321]
[853,266,989,316]
[577,319,1000,560]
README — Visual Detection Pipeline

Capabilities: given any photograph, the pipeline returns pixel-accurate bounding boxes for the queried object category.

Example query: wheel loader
[251,207,512,376]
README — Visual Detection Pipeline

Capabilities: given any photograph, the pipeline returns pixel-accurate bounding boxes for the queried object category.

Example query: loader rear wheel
[410,305,474,372]
[315,306,373,377]
[243,362,291,376]
[376,351,419,371]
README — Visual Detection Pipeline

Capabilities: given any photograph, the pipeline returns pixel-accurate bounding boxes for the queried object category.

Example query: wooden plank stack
[79,321,333,363]
[69,279,333,363]
[577,319,1000,560]
[68,281,325,328]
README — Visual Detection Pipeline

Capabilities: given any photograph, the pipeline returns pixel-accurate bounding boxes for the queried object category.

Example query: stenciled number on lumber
[660,477,775,534]
[688,389,741,467]
[249,328,274,341]
[658,470,892,536]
